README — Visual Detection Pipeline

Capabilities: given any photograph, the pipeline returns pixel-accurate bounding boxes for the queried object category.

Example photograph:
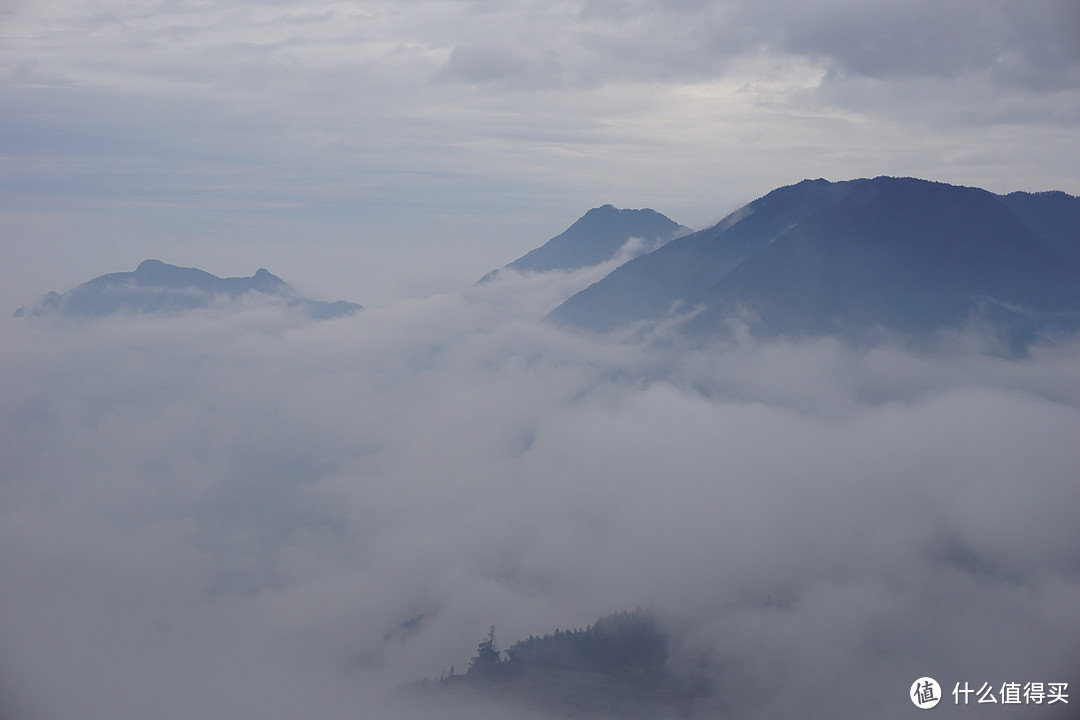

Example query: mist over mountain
[549,178,1080,347]
[13,259,361,320]
[403,610,708,719]
[3,181,1080,720]
[480,205,688,282]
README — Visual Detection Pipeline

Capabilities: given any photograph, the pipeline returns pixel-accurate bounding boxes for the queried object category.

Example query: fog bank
[2,274,1078,719]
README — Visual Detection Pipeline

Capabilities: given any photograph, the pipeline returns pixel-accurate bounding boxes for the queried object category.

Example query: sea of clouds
[2,267,1078,720]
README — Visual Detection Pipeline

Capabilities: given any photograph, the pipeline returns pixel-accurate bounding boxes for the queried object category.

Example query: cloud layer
[2,273,1079,719]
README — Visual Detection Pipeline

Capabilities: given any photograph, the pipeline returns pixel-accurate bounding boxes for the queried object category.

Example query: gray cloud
[435,43,563,88]
[2,274,1079,719]
[750,0,1079,83]
[3,0,1079,315]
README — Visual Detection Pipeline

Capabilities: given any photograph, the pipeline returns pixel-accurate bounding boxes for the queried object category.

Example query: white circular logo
[911,677,942,709]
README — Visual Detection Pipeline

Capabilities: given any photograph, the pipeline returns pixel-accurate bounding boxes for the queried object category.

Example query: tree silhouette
[467,626,502,677]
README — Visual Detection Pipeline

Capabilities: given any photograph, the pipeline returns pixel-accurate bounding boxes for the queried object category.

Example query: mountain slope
[997,190,1080,267]
[480,204,688,281]
[548,177,1080,342]
[14,259,361,319]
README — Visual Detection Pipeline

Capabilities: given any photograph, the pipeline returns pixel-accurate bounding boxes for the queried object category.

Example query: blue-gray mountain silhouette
[480,204,688,281]
[548,177,1080,344]
[997,190,1080,267]
[14,259,361,319]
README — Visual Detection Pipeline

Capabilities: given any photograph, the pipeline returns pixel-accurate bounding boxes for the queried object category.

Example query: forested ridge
[406,610,711,718]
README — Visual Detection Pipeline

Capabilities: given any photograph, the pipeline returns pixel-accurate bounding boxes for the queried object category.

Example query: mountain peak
[481,205,688,281]
[585,203,619,215]
[136,259,167,273]
[548,177,1080,348]
[15,261,360,320]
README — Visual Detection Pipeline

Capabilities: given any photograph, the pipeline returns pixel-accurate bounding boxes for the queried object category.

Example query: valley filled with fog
[3,264,1078,720]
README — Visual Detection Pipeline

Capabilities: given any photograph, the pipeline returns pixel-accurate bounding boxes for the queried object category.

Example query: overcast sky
[2,0,1079,307]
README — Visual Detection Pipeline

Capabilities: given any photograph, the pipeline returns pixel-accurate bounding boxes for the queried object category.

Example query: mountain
[548,177,1080,345]
[480,204,688,281]
[13,259,361,320]
[997,190,1080,266]
[404,610,708,719]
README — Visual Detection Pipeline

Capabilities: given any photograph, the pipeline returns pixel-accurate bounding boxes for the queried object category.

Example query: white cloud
[2,276,1079,719]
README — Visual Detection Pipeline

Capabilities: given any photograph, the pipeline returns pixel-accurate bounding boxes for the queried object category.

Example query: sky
[2,0,1079,309]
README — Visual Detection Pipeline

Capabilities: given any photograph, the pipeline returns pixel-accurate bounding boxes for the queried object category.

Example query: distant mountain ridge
[14,259,361,320]
[480,204,688,281]
[548,177,1080,346]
